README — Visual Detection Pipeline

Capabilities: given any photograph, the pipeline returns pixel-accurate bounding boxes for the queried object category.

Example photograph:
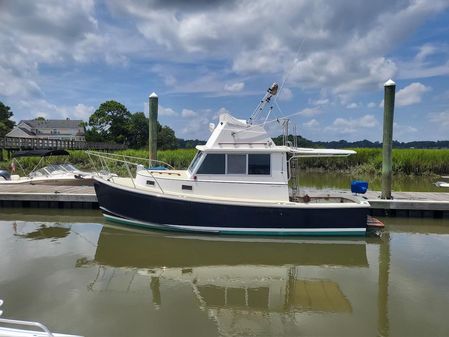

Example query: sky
[1,0,449,142]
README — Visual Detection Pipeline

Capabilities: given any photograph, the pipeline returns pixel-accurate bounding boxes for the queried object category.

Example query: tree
[88,100,131,143]
[0,101,15,137]
[158,123,177,150]
[128,112,149,149]
[127,112,178,150]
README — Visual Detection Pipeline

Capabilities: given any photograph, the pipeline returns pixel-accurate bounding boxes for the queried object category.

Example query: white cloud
[310,98,329,106]
[399,43,449,79]
[393,122,418,136]
[297,107,321,117]
[367,102,377,108]
[181,109,198,118]
[72,103,94,120]
[159,105,178,116]
[346,102,358,109]
[224,82,245,93]
[430,111,449,127]
[278,87,293,101]
[396,82,430,106]
[303,119,319,128]
[108,0,449,94]
[326,114,378,134]
[415,44,438,62]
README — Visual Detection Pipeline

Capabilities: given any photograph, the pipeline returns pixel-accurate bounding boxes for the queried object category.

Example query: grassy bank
[1,148,448,176]
[298,148,449,175]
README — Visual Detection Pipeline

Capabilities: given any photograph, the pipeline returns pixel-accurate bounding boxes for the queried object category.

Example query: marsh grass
[1,148,448,176]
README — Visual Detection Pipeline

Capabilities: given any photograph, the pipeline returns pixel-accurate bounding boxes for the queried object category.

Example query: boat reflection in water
[77,226,371,333]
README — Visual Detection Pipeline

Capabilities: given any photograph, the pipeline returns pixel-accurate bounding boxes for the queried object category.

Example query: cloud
[326,114,378,134]
[393,122,418,136]
[159,105,178,116]
[14,98,94,121]
[430,111,449,127]
[396,82,430,106]
[367,102,377,108]
[181,109,198,118]
[310,97,329,106]
[399,43,449,79]
[346,102,358,109]
[278,87,293,101]
[224,82,245,93]
[415,44,438,62]
[72,103,95,120]
[303,119,319,128]
[297,107,321,117]
[108,0,449,94]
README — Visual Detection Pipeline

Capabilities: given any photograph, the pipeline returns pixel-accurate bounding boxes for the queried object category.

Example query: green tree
[128,112,149,149]
[0,101,16,137]
[127,112,178,150]
[88,100,131,143]
[158,123,177,150]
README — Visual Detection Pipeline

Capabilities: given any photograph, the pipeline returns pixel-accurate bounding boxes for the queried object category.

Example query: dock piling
[149,92,158,162]
[381,79,396,200]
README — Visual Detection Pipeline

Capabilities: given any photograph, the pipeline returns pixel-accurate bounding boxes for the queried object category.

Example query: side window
[188,151,203,173]
[197,154,225,174]
[227,154,246,174]
[248,154,270,175]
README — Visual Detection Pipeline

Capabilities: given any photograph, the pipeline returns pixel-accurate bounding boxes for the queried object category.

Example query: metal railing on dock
[0,137,126,151]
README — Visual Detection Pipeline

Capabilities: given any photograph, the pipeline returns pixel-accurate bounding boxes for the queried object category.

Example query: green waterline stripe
[103,213,366,237]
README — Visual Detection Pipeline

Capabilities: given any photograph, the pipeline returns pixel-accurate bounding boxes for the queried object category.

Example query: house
[6,118,85,141]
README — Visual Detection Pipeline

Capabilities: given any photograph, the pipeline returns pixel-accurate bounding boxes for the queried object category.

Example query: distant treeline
[176,138,206,149]
[272,135,449,149]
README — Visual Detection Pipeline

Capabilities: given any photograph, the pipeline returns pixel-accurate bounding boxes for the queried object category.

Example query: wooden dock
[0,184,449,217]
[0,185,97,209]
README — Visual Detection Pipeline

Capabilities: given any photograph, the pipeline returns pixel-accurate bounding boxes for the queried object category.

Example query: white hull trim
[102,211,366,236]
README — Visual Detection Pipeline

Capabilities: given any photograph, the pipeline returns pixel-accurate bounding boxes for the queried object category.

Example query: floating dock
[0,185,449,218]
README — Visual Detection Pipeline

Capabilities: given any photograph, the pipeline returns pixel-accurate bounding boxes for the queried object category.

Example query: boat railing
[0,299,83,337]
[86,151,172,193]
[0,317,56,336]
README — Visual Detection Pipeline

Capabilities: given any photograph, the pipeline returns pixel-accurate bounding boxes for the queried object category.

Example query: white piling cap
[149,92,158,98]
[384,79,396,87]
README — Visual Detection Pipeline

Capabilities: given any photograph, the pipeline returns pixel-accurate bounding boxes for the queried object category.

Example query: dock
[0,185,97,209]
[0,185,449,218]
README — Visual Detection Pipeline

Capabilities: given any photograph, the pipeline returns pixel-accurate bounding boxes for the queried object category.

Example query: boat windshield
[61,164,78,172]
[187,151,203,174]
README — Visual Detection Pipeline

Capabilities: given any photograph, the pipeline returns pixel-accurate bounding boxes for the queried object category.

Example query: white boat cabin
[134,113,354,203]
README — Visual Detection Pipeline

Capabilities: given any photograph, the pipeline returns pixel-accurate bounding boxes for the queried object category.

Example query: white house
[6,119,85,141]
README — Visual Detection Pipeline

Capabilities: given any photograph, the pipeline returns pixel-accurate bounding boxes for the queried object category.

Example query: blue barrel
[351,180,368,194]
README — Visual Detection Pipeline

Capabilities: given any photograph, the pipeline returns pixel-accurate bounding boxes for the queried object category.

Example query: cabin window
[248,154,271,175]
[227,154,246,174]
[197,154,225,174]
[188,151,203,174]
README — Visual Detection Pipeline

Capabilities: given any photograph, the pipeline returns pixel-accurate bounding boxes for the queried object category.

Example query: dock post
[381,79,396,199]
[149,92,158,162]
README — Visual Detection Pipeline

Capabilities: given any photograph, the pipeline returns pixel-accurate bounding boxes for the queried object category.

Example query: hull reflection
[92,226,369,268]
[79,226,370,320]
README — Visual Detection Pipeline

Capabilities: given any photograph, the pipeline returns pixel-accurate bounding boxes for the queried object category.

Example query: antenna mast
[247,83,279,125]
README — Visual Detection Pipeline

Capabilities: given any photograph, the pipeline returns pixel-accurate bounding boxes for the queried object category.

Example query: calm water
[1,209,449,337]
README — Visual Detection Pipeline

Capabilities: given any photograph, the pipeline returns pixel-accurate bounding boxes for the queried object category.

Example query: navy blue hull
[94,180,369,235]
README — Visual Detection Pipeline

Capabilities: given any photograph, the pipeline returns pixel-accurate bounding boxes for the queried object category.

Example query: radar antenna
[247,82,278,125]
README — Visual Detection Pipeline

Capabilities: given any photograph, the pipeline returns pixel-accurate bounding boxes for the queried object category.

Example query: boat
[0,149,94,186]
[91,83,374,236]
[435,181,449,188]
[0,299,83,337]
